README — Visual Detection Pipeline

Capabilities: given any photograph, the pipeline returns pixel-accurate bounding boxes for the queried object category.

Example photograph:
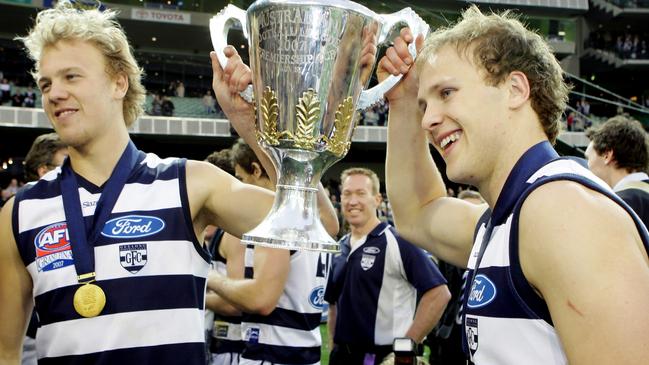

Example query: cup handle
[357,8,429,110]
[209,4,254,103]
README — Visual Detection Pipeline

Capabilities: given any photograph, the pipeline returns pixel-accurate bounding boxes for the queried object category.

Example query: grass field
[320,324,330,365]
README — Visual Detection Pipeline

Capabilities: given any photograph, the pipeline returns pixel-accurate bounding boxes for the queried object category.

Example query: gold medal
[73,282,106,318]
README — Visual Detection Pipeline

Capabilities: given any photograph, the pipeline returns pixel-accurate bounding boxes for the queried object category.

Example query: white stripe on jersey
[18,195,65,233]
[467,218,513,269]
[114,179,181,213]
[18,178,182,233]
[276,250,324,314]
[213,352,241,365]
[38,308,205,358]
[374,229,417,345]
[27,240,207,296]
[239,322,321,348]
[471,316,567,365]
[140,153,178,168]
[213,320,242,341]
[40,167,62,182]
[528,159,610,189]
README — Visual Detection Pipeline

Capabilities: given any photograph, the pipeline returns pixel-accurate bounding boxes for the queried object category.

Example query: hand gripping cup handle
[357,8,429,110]
[209,4,254,103]
[209,5,429,107]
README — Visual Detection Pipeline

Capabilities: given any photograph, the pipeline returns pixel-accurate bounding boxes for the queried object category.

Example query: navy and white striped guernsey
[208,228,245,358]
[463,141,649,365]
[325,222,446,347]
[12,150,211,365]
[240,246,330,365]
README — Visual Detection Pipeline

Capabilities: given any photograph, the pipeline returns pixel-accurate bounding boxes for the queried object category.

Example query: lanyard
[460,219,494,360]
[60,141,139,283]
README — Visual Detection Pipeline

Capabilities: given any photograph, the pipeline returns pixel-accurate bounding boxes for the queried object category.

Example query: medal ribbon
[60,141,140,283]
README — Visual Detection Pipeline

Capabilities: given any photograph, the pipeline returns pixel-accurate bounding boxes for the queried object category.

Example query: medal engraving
[73,283,106,317]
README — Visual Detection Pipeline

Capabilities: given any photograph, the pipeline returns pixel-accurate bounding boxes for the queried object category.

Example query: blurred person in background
[585,115,649,226]
[325,167,449,365]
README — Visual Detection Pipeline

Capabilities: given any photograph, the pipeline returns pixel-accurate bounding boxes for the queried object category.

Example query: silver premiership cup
[210,0,429,252]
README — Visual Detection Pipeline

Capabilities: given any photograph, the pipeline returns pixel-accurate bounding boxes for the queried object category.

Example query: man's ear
[507,71,530,109]
[375,193,383,207]
[113,72,129,99]
[604,150,615,165]
[36,165,49,179]
[252,162,263,178]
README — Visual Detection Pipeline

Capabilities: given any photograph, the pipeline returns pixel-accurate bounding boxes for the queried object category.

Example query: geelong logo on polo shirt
[34,222,74,272]
[467,274,497,308]
[101,215,165,238]
[363,246,380,254]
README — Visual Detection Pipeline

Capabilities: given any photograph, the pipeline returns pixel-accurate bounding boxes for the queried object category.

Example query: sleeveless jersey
[12,152,210,365]
[463,141,649,365]
[209,228,245,356]
[240,246,329,365]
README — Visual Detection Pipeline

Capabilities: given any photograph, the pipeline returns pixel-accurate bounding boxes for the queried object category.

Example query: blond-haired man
[0,2,337,364]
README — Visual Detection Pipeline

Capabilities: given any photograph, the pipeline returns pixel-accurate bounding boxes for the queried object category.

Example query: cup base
[241,234,340,253]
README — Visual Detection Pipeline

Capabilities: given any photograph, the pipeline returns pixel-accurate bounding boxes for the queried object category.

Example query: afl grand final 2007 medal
[73,282,106,318]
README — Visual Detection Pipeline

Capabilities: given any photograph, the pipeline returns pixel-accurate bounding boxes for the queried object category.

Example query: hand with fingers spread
[376,27,425,103]
[210,46,255,138]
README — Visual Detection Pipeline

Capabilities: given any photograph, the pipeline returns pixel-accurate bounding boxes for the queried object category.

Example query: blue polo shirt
[325,222,446,346]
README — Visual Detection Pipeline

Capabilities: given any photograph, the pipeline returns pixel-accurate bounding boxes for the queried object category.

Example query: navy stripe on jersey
[243,343,320,365]
[244,307,321,331]
[462,266,534,319]
[211,338,245,354]
[177,158,210,262]
[35,275,206,326]
[209,228,227,264]
[38,342,205,365]
[244,267,254,278]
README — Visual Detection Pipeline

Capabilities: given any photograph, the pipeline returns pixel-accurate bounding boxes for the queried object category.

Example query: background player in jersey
[203,147,246,365]
[325,167,450,365]
[585,116,649,226]
[377,5,649,365]
[0,2,337,364]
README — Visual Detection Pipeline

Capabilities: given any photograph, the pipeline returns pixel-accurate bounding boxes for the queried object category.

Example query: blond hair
[18,0,145,127]
[417,5,569,144]
[340,167,381,195]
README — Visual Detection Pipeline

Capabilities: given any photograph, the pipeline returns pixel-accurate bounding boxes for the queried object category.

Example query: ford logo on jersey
[101,215,165,238]
[309,285,325,309]
[467,274,497,308]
